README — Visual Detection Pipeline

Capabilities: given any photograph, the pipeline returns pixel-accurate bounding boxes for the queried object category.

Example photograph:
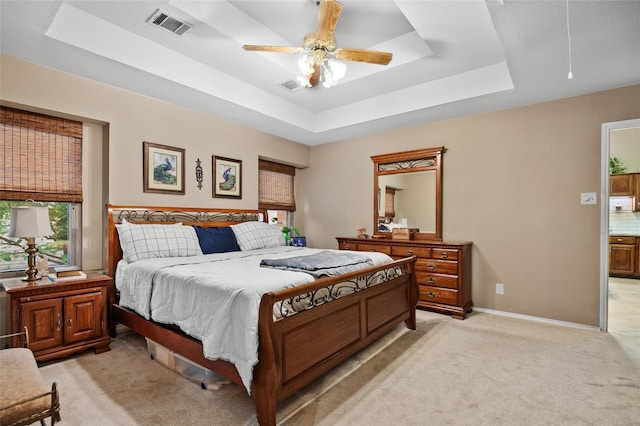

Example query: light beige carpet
[38,310,640,425]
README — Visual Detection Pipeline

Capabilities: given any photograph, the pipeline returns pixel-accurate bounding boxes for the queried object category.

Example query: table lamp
[8,206,54,281]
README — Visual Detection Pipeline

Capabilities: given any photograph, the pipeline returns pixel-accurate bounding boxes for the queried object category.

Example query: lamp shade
[8,206,54,238]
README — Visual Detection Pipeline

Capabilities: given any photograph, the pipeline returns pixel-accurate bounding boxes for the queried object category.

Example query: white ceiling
[1,0,639,146]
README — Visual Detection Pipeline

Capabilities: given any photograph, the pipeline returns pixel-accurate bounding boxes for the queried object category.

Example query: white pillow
[116,220,203,263]
[230,221,285,251]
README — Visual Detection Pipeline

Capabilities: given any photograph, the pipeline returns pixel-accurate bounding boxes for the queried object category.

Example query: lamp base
[22,237,41,282]
[22,275,42,282]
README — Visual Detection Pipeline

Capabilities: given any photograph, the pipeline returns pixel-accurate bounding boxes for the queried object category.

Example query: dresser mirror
[372,147,443,241]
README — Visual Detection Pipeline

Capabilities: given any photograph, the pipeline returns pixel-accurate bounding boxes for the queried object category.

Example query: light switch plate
[581,192,597,205]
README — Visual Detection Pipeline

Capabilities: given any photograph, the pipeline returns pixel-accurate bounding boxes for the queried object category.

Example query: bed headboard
[106,204,267,278]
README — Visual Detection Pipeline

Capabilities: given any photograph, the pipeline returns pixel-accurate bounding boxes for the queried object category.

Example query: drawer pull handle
[427,263,436,270]
[407,250,413,256]
[616,238,623,242]
[345,245,350,249]
[428,277,435,284]
[441,252,448,259]
[370,248,376,252]
[56,314,61,331]
[427,291,437,298]
[67,313,72,328]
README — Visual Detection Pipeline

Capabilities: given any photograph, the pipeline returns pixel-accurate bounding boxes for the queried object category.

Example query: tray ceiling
[1,0,639,145]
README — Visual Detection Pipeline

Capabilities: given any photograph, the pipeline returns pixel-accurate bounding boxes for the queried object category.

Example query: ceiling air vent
[147,9,191,36]
[281,80,303,92]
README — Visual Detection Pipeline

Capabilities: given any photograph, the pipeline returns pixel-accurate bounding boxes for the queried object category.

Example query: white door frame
[600,118,640,332]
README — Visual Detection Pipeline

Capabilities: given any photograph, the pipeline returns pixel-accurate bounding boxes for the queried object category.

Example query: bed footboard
[252,256,417,425]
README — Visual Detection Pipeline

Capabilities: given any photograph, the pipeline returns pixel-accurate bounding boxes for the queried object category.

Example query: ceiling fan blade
[242,45,303,54]
[335,48,393,65]
[315,0,342,42]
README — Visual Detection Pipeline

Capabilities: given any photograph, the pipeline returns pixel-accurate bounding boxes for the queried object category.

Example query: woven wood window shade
[384,187,396,217]
[0,107,83,202]
[259,160,296,211]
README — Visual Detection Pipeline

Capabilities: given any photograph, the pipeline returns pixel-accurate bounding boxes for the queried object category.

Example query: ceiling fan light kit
[297,51,347,88]
[243,0,392,89]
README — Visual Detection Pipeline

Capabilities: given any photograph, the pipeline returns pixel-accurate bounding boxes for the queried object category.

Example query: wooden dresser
[337,237,473,319]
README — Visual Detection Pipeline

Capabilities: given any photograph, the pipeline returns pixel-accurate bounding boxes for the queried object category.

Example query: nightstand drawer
[416,273,458,289]
[419,285,458,305]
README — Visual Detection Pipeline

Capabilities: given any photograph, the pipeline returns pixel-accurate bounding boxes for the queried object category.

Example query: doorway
[600,118,640,333]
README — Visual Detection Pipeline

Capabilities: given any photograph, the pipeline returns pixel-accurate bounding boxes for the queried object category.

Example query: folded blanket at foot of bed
[260,250,374,277]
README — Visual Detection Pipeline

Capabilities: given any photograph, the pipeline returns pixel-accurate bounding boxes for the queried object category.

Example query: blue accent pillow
[192,226,240,254]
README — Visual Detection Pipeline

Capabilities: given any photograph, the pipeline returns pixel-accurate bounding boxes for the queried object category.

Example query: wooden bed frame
[106,204,417,425]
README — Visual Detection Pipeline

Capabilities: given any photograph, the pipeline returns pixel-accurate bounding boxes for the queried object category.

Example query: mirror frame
[372,147,443,241]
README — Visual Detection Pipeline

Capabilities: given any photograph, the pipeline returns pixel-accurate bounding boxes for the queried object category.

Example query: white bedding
[115,246,392,393]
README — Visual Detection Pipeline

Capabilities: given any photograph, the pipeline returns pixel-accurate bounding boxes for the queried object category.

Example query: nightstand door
[65,292,103,344]
[21,298,64,352]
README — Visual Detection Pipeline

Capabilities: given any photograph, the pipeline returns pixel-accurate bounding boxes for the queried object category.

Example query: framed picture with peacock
[213,155,242,199]
[143,141,185,195]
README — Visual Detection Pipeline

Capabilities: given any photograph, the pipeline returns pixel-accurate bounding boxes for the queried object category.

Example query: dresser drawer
[338,241,356,250]
[419,285,458,305]
[416,273,458,289]
[431,248,459,261]
[391,246,431,258]
[356,243,391,255]
[415,259,458,275]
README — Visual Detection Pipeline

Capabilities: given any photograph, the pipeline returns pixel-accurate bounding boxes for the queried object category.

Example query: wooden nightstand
[2,272,112,361]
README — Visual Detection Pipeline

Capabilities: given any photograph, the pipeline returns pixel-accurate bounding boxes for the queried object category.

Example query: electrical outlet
[496,283,504,295]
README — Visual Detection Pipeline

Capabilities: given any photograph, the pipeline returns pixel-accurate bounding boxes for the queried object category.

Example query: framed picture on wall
[143,141,185,195]
[213,155,242,199]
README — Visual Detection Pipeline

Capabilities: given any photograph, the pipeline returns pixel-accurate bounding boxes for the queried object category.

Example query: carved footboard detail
[252,257,417,426]
[272,262,410,319]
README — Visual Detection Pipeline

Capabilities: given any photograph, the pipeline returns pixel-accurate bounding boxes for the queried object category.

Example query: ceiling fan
[243,0,393,88]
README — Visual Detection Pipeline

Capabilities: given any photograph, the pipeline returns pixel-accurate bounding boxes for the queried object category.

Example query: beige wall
[0,55,310,270]
[299,85,640,326]
[3,54,640,326]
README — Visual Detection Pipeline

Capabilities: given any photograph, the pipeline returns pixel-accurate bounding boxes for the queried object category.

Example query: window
[384,187,396,218]
[259,160,296,227]
[265,210,288,226]
[0,107,83,276]
[0,201,80,274]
